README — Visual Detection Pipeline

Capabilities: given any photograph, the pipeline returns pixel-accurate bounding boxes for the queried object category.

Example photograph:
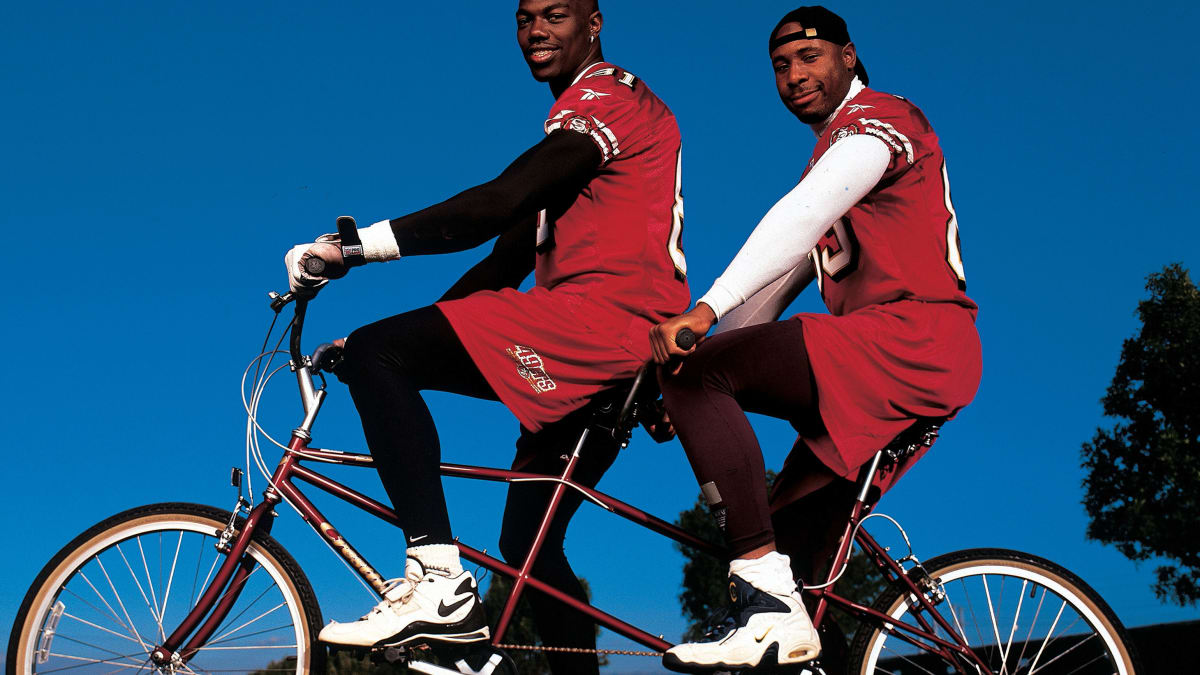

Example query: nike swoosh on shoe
[437,578,477,617]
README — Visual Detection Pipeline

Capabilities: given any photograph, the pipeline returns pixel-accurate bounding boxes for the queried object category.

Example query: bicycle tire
[8,502,326,674]
[847,548,1140,675]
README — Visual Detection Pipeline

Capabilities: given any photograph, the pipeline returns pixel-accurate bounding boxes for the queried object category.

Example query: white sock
[408,544,463,576]
[729,551,798,596]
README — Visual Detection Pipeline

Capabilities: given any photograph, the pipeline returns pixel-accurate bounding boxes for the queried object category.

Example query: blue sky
[2,1,1198,671]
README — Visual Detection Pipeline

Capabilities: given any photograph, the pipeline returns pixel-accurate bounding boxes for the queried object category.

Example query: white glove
[285,243,328,297]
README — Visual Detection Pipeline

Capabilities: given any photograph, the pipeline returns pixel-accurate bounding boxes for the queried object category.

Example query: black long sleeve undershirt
[389,129,603,257]
[438,219,535,301]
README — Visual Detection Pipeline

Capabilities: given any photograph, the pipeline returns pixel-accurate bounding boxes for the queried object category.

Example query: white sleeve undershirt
[697,134,893,320]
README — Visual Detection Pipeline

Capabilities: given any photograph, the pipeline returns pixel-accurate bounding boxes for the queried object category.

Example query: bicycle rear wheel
[8,502,325,674]
[848,548,1140,675]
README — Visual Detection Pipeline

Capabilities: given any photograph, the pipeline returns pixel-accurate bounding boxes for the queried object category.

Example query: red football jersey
[438,62,690,432]
[805,88,976,317]
[783,88,982,492]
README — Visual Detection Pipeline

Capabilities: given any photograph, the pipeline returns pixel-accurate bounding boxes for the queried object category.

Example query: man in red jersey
[649,6,981,672]
[285,1,688,671]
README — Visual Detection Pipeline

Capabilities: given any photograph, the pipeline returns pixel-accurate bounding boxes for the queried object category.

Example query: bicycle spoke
[64,583,134,639]
[189,533,207,610]
[207,571,274,643]
[94,558,150,652]
[56,634,147,665]
[192,644,299,651]
[159,529,185,642]
[196,549,222,609]
[1028,632,1099,675]
[981,574,1009,674]
[135,535,163,640]
[39,651,152,673]
[208,595,285,646]
[1000,579,1028,673]
[940,593,972,650]
[207,623,295,648]
[1012,585,1048,674]
[875,643,941,675]
[961,577,988,656]
[63,611,143,645]
[114,544,159,629]
[1025,597,1066,673]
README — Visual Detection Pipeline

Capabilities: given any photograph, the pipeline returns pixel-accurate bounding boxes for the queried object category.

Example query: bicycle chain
[496,643,662,657]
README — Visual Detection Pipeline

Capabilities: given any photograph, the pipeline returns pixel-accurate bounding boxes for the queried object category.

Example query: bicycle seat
[584,366,662,447]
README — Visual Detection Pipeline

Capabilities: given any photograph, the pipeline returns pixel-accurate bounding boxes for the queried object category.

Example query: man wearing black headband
[650,6,981,672]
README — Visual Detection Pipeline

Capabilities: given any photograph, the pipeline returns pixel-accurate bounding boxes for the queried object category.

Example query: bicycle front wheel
[848,548,1140,675]
[8,502,324,674]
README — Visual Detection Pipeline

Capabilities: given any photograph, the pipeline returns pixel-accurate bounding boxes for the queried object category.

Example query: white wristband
[359,220,402,262]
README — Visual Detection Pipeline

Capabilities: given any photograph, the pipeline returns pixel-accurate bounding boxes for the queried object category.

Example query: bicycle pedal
[406,644,515,675]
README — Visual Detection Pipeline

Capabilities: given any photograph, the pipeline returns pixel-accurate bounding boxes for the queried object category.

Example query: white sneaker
[663,573,820,672]
[318,557,490,648]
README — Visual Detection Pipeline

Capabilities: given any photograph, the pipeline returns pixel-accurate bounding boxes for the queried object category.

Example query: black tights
[336,305,611,674]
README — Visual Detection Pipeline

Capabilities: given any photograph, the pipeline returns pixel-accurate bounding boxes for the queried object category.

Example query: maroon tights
[660,318,826,557]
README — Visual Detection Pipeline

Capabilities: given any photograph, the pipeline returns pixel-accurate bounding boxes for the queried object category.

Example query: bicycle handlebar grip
[675,328,696,350]
[304,257,326,276]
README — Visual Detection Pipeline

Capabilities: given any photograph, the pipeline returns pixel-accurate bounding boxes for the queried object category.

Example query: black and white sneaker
[663,574,820,673]
[319,557,489,648]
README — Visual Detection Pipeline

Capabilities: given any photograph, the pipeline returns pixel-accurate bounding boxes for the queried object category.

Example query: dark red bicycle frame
[153,432,988,673]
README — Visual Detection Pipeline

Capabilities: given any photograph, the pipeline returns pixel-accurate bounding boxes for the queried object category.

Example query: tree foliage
[1082,263,1200,606]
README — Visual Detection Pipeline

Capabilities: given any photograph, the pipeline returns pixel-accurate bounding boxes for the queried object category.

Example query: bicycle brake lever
[268,291,295,313]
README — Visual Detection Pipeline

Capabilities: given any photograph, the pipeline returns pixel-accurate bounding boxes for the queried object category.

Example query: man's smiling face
[516,0,598,83]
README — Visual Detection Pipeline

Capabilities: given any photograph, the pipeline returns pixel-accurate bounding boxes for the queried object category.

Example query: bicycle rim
[851,548,1139,675]
[10,504,321,674]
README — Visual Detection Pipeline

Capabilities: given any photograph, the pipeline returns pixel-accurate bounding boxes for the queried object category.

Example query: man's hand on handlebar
[648,303,717,370]
[284,235,348,297]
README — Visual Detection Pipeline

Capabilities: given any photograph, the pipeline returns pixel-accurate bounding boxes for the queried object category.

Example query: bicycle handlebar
[304,257,326,276]
[674,327,696,350]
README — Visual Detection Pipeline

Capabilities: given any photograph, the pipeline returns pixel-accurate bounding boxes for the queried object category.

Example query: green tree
[1082,262,1200,606]
[673,472,886,641]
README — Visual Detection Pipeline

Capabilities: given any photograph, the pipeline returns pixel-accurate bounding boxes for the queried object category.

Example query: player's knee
[661,352,732,407]
[335,324,389,384]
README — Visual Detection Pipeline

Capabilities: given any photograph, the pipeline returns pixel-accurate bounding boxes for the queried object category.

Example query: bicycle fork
[147,450,295,668]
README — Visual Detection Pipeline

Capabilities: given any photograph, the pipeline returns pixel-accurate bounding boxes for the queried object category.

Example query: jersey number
[809,162,966,293]
[667,146,687,278]
[809,217,857,294]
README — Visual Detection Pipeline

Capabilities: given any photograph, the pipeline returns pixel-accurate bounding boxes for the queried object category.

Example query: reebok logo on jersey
[847,103,874,113]
[506,345,558,393]
[579,88,610,100]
